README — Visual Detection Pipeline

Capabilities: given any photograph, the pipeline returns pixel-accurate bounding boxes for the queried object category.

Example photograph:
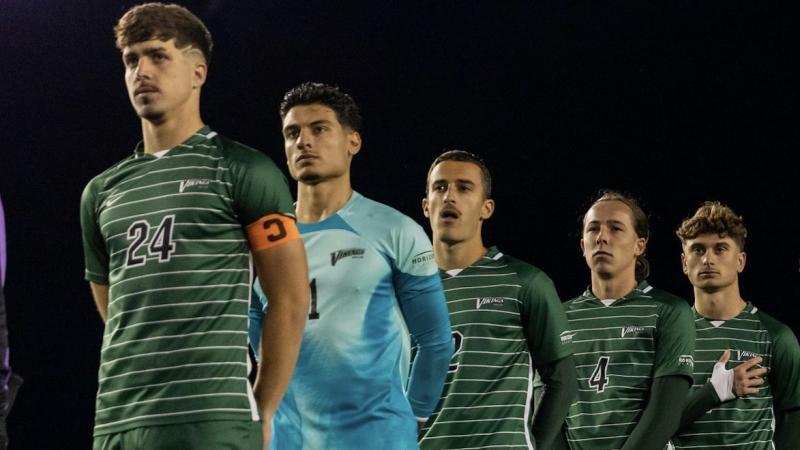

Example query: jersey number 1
[589,356,610,392]
[308,278,319,320]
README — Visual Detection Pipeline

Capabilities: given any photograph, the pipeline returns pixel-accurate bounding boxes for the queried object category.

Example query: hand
[730,351,766,396]
[710,350,766,402]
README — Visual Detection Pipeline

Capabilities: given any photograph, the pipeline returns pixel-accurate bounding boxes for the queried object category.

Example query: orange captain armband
[245,213,301,252]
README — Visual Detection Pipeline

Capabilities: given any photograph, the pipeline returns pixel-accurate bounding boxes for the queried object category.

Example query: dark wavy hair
[676,201,747,251]
[279,82,362,132]
[425,150,492,199]
[582,190,651,281]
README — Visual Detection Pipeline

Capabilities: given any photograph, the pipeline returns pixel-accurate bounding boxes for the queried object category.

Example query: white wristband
[710,361,735,402]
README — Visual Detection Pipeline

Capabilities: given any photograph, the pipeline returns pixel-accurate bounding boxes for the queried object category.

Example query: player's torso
[672,308,775,449]
[564,293,663,450]
[94,142,255,434]
[422,256,534,450]
[274,216,417,450]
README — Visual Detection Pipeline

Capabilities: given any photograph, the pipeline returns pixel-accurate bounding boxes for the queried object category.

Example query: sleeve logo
[411,250,434,265]
[678,355,694,367]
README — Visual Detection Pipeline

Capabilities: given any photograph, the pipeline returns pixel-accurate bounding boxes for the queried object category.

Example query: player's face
[681,233,745,293]
[282,104,361,184]
[422,160,494,246]
[122,38,206,123]
[580,200,645,280]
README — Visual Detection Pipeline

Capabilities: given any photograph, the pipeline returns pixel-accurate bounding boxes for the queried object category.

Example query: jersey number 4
[125,215,177,267]
[588,356,610,392]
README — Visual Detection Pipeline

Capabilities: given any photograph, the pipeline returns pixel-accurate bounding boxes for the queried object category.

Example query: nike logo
[105,193,124,207]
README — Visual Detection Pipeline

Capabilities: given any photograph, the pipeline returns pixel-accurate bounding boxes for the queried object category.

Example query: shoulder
[501,253,550,284]
[81,155,136,205]
[564,292,591,309]
[210,134,280,168]
[646,286,691,309]
[342,192,427,241]
[754,308,799,344]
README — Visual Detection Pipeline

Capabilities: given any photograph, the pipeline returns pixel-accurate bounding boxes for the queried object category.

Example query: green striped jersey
[671,303,800,449]
[420,247,572,450]
[80,126,294,435]
[564,281,695,450]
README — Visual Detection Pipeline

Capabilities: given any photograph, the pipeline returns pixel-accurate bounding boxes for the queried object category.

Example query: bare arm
[251,239,310,425]
[89,282,109,323]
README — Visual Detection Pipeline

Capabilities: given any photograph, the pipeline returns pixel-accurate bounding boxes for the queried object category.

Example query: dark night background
[1,1,798,448]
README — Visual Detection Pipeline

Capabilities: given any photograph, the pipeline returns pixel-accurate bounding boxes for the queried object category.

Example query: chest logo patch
[179,178,211,192]
[476,297,504,309]
[330,248,366,266]
[736,350,761,360]
[621,326,648,337]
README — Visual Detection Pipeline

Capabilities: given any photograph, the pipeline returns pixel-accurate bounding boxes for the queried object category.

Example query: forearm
[775,408,800,450]
[251,240,310,419]
[678,382,719,431]
[89,282,109,323]
[532,356,577,449]
[621,375,690,450]
[253,297,307,418]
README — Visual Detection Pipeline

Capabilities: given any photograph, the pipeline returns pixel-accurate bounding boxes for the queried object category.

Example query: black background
[1,1,798,448]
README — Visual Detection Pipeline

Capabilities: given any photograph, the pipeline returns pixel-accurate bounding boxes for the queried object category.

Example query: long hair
[583,190,650,281]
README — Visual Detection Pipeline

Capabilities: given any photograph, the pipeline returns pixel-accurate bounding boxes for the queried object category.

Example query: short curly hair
[114,3,213,64]
[676,201,747,250]
[279,82,362,132]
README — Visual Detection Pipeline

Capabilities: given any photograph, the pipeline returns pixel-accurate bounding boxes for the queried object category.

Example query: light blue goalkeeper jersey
[249,191,453,450]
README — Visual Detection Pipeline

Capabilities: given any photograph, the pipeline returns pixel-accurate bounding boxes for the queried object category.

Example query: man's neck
[295,175,353,223]
[433,236,486,271]
[694,283,746,320]
[141,112,204,154]
[590,272,638,300]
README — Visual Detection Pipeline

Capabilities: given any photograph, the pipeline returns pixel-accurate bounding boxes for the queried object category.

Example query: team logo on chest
[179,178,211,192]
[736,350,761,360]
[476,297,505,309]
[330,248,366,266]
[621,326,648,337]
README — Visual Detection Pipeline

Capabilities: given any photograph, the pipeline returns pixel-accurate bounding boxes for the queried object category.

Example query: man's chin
[137,108,166,123]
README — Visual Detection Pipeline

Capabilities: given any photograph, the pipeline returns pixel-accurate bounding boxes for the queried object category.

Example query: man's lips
[134,86,159,96]
[295,154,317,163]
[592,251,612,258]
[440,208,460,220]
[698,270,719,276]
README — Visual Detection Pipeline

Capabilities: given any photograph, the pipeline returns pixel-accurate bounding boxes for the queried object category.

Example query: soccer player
[418,150,576,449]
[670,202,800,449]
[563,191,695,450]
[248,82,453,450]
[79,4,309,449]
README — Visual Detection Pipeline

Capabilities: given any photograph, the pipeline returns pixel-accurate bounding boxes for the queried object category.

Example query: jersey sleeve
[80,179,110,285]
[517,266,572,366]
[390,219,453,419]
[764,317,800,411]
[228,145,295,227]
[248,280,268,363]
[652,297,696,381]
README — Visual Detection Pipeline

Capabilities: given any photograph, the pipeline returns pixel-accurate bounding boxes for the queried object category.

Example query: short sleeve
[390,218,437,279]
[518,266,573,366]
[767,320,800,411]
[652,297,696,381]
[80,180,110,284]
[229,146,295,227]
